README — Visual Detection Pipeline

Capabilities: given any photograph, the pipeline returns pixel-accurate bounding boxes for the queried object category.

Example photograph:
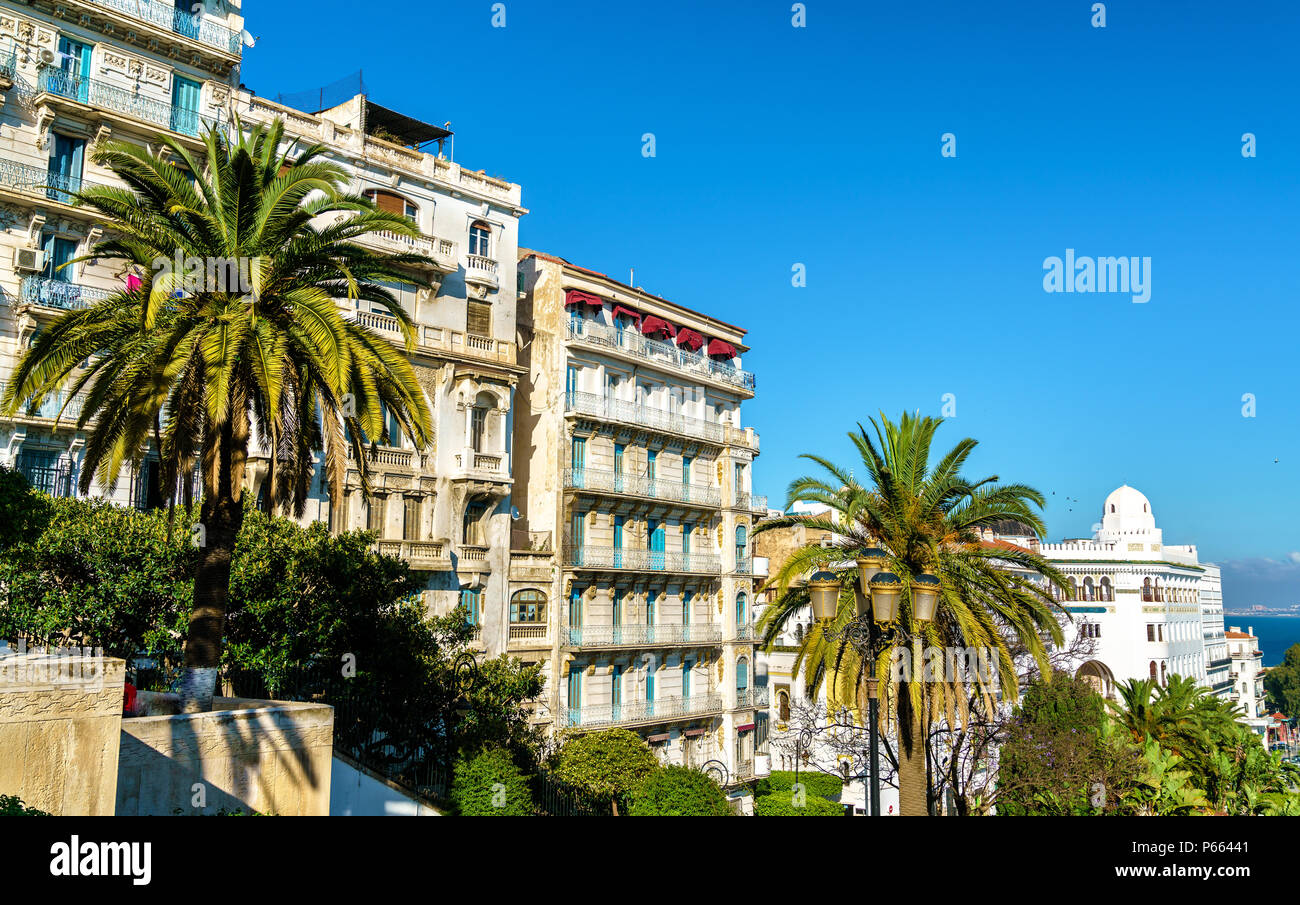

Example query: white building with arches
[995,485,1232,701]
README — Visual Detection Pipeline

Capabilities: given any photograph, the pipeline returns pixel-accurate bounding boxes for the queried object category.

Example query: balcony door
[613,443,625,492]
[48,134,85,204]
[567,669,582,728]
[567,586,583,646]
[170,75,202,136]
[611,590,623,645]
[613,515,624,569]
[611,665,623,723]
[647,519,665,570]
[570,436,585,488]
[54,37,91,102]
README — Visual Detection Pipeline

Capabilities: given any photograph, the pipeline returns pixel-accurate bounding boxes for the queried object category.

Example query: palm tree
[755,412,1066,815]
[1,119,434,711]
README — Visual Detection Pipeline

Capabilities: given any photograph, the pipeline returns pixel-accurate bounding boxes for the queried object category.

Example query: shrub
[756,770,843,802]
[0,795,51,816]
[629,766,731,816]
[452,747,534,816]
[552,729,661,814]
[753,792,844,816]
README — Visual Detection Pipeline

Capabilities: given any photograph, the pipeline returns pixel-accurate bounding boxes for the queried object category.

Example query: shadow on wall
[115,697,333,816]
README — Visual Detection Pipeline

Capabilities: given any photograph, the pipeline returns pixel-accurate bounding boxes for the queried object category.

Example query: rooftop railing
[564,466,722,508]
[563,693,723,729]
[37,69,225,138]
[85,0,242,55]
[566,318,755,390]
[564,545,721,574]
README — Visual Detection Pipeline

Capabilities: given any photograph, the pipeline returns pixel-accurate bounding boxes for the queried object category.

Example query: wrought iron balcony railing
[37,69,225,138]
[564,545,721,574]
[0,160,110,204]
[566,318,756,390]
[21,276,115,311]
[563,693,723,729]
[565,391,729,444]
[734,687,770,710]
[1,45,16,81]
[15,390,89,424]
[564,466,721,508]
[732,491,769,512]
[85,0,242,55]
[14,452,79,497]
[561,623,723,649]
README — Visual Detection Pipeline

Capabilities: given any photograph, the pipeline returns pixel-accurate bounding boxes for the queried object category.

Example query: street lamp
[810,553,942,816]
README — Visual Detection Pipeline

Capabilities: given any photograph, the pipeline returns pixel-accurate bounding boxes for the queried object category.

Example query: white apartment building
[1225,626,1270,738]
[514,250,763,790]
[0,1,535,656]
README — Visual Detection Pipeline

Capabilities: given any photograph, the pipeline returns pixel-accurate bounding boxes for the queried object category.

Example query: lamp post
[810,550,941,817]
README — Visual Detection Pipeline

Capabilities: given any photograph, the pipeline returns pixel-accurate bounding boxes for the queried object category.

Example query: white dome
[1100,485,1156,535]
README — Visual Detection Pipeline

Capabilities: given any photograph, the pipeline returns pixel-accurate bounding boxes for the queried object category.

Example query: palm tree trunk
[180,403,248,712]
[897,682,928,816]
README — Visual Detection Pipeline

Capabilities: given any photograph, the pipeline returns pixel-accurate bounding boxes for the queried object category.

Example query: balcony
[564,466,721,508]
[325,212,458,273]
[563,693,723,730]
[36,69,225,140]
[566,391,728,444]
[733,491,769,512]
[344,311,518,367]
[83,0,242,56]
[14,390,89,425]
[457,544,491,570]
[345,444,415,470]
[21,276,114,311]
[734,687,770,710]
[508,623,550,646]
[465,254,499,289]
[564,546,721,575]
[0,160,110,208]
[374,539,449,570]
[734,558,753,575]
[14,452,79,498]
[566,318,755,392]
[561,623,723,649]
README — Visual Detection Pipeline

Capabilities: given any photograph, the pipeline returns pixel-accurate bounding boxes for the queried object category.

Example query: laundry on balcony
[706,338,737,359]
[676,328,704,351]
[565,288,604,308]
[642,315,676,338]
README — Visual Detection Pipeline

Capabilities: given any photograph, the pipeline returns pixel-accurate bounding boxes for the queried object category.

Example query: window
[736,657,749,691]
[463,501,486,545]
[403,496,421,540]
[777,689,791,722]
[16,449,76,498]
[682,660,692,698]
[467,300,492,338]
[735,524,748,565]
[510,589,547,623]
[48,134,85,204]
[567,669,582,725]
[612,665,623,711]
[364,189,417,221]
[170,75,202,136]
[368,495,386,536]
[613,516,624,568]
[469,220,491,257]
[1142,578,1153,602]
[460,587,482,626]
[682,522,692,555]
[53,37,91,102]
[471,404,488,452]
[736,591,748,626]
[41,233,78,283]
[571,436,586,472]
[646,590,656,627]
[646,449,657,481]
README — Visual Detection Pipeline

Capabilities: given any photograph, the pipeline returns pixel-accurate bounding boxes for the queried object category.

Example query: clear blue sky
[241,1,1300,601]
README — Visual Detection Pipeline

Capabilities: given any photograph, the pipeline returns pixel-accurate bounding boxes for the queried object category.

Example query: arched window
[735,525,747,565]
[736,591,747,626]
[462,500,487,545]
[1083,577,1095,601]
[469,220,491,257]
[777,689,791,723]
[470,391,495,452]
[510,589,547,624]
[1067,577,1078,601]
[1153,579,1163,603]
[736,657,749,691]
[1160,661,1167,686]
[363,188,417,221]
[1150,661,1158,680]
[1142,578,1153,602]
[1100,577,1113,601]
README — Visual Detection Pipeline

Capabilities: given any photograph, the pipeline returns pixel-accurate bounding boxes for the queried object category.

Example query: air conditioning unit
[36,48,57,68]
[14,246,46,273]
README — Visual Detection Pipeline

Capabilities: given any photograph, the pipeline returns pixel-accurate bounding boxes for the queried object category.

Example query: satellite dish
[510,506,521,520]
[240,29,257,48]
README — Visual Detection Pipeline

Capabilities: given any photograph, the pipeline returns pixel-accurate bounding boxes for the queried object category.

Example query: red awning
[565,289,604,308]
[707,338,737,359]
[736,723,756,732]
[610,304,641,324]
[683,728,707,738]
[646,733,671,743]
[676,328,704,351]
[642,315,676,338]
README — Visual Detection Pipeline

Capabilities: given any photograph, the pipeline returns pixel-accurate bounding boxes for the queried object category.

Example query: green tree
[0,465,48,553]
[451,747,535,816]
[756,412,1066,815]
[1264,644,1300,718]
[0,795,51,816]
[552,729,661,815]
[629,766,731,816]
[756,770,843,802]
[997,671,1137,815]
[1,119,434,711]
